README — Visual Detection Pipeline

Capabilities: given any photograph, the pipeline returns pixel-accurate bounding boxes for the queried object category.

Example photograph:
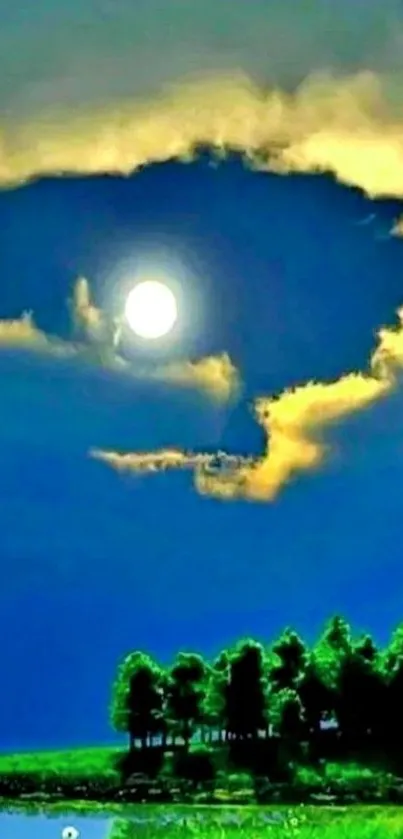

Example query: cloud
[1,0,402,117]
[3,70,403,202]
[91,449,219,473]
[0,279,239,403]
[91,306,403,501]
[70,277,111,343]
[391,216,403,237]
[4,0,403,497]
[0,311,78,360]
[0,312,50,348]
[149,354,241,403]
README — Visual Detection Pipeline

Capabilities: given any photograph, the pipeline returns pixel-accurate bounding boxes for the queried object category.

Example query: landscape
[3,0,403,837]
[3,617,403,836]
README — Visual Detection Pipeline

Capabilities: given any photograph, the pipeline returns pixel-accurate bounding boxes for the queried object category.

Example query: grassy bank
[0,746,121,780]
[109,807,403,838]
[0,746,403,807]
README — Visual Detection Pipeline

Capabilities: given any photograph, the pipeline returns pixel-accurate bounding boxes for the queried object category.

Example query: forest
[110,615,403,787]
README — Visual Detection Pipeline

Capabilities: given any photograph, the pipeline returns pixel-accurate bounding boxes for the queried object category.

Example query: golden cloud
[150,353,241,403]
[3,72,403,201]
[0,312,49,347]
[91,306,403,501]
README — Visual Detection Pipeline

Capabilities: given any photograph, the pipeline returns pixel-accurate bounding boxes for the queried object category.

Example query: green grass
[0,746,392,788]
[294,761,396,792]
[0,746,121,780]
[106,806,403,838]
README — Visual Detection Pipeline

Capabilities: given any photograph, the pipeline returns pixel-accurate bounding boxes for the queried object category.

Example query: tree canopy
[111,616,403,775]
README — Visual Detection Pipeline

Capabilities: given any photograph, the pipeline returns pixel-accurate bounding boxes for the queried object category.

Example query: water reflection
[0,813,111,839]
[0,807,302,838]
[107,811,288,835]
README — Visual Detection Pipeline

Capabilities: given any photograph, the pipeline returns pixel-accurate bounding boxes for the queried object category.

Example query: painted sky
[1,0,403,755]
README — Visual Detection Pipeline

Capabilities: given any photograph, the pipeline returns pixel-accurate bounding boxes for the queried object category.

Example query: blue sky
[2,0,403,754]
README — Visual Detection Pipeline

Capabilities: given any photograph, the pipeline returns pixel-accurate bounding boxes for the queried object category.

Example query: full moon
[124,280,178,339]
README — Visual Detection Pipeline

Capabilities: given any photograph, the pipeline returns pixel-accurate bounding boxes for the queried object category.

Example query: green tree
[334,635,382,752]
[165,652,208,751]
[297,652,334,744]
[383,623,403,672]
[173,744,216,789]
[224,639,268,742]
[271,688,305,740]
[203,649,230,743]
[111,651,165,751]
[382,624,403,759]
[269,628,307,693]
[355,634,378,663]
[313,615,352,704]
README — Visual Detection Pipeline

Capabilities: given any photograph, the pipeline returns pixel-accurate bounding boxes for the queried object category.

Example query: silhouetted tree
[164,652,208,751]
[111,651,164,751]
[224,639,268,742]
[330,632,386,757]
[203,649,230,743]
[109,614,403,783]
[269,628,307,693]
[313,615,352,715]
[297,652,334,756]
[271,687,305,760]
[384,623,403,672]
[382,624,403,760]
[173,744,216,789]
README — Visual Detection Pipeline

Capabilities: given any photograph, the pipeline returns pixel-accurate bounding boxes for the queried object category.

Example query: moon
[124,280,178,339]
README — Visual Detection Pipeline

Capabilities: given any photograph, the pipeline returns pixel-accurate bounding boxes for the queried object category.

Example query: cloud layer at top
[1,1,403,201]
[2,0,402,117]
[3,71,403,203]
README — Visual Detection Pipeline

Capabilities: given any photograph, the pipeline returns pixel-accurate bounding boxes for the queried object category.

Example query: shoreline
[1,777,403,808]
[1,745,403,809]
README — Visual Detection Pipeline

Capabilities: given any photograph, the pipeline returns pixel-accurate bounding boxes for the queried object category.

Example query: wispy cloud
[70,277,114,344]
[92,306,403,501]
[0,280,240,403]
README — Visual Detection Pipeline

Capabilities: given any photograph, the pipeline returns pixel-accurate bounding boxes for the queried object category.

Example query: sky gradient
[1,0,403,759]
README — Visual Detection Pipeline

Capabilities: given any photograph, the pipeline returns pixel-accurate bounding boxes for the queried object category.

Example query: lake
[1,804,403,838]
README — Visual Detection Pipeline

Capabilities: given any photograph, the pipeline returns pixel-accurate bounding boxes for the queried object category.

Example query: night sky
[2,0,403,758]
[1,158,403,752]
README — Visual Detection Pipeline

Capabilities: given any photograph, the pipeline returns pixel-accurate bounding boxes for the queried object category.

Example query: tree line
[111,616,403,774]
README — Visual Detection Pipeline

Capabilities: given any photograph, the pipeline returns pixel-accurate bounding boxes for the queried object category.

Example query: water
[1,805,402,839]
[0,807,301,838]
[0,813,110,839]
